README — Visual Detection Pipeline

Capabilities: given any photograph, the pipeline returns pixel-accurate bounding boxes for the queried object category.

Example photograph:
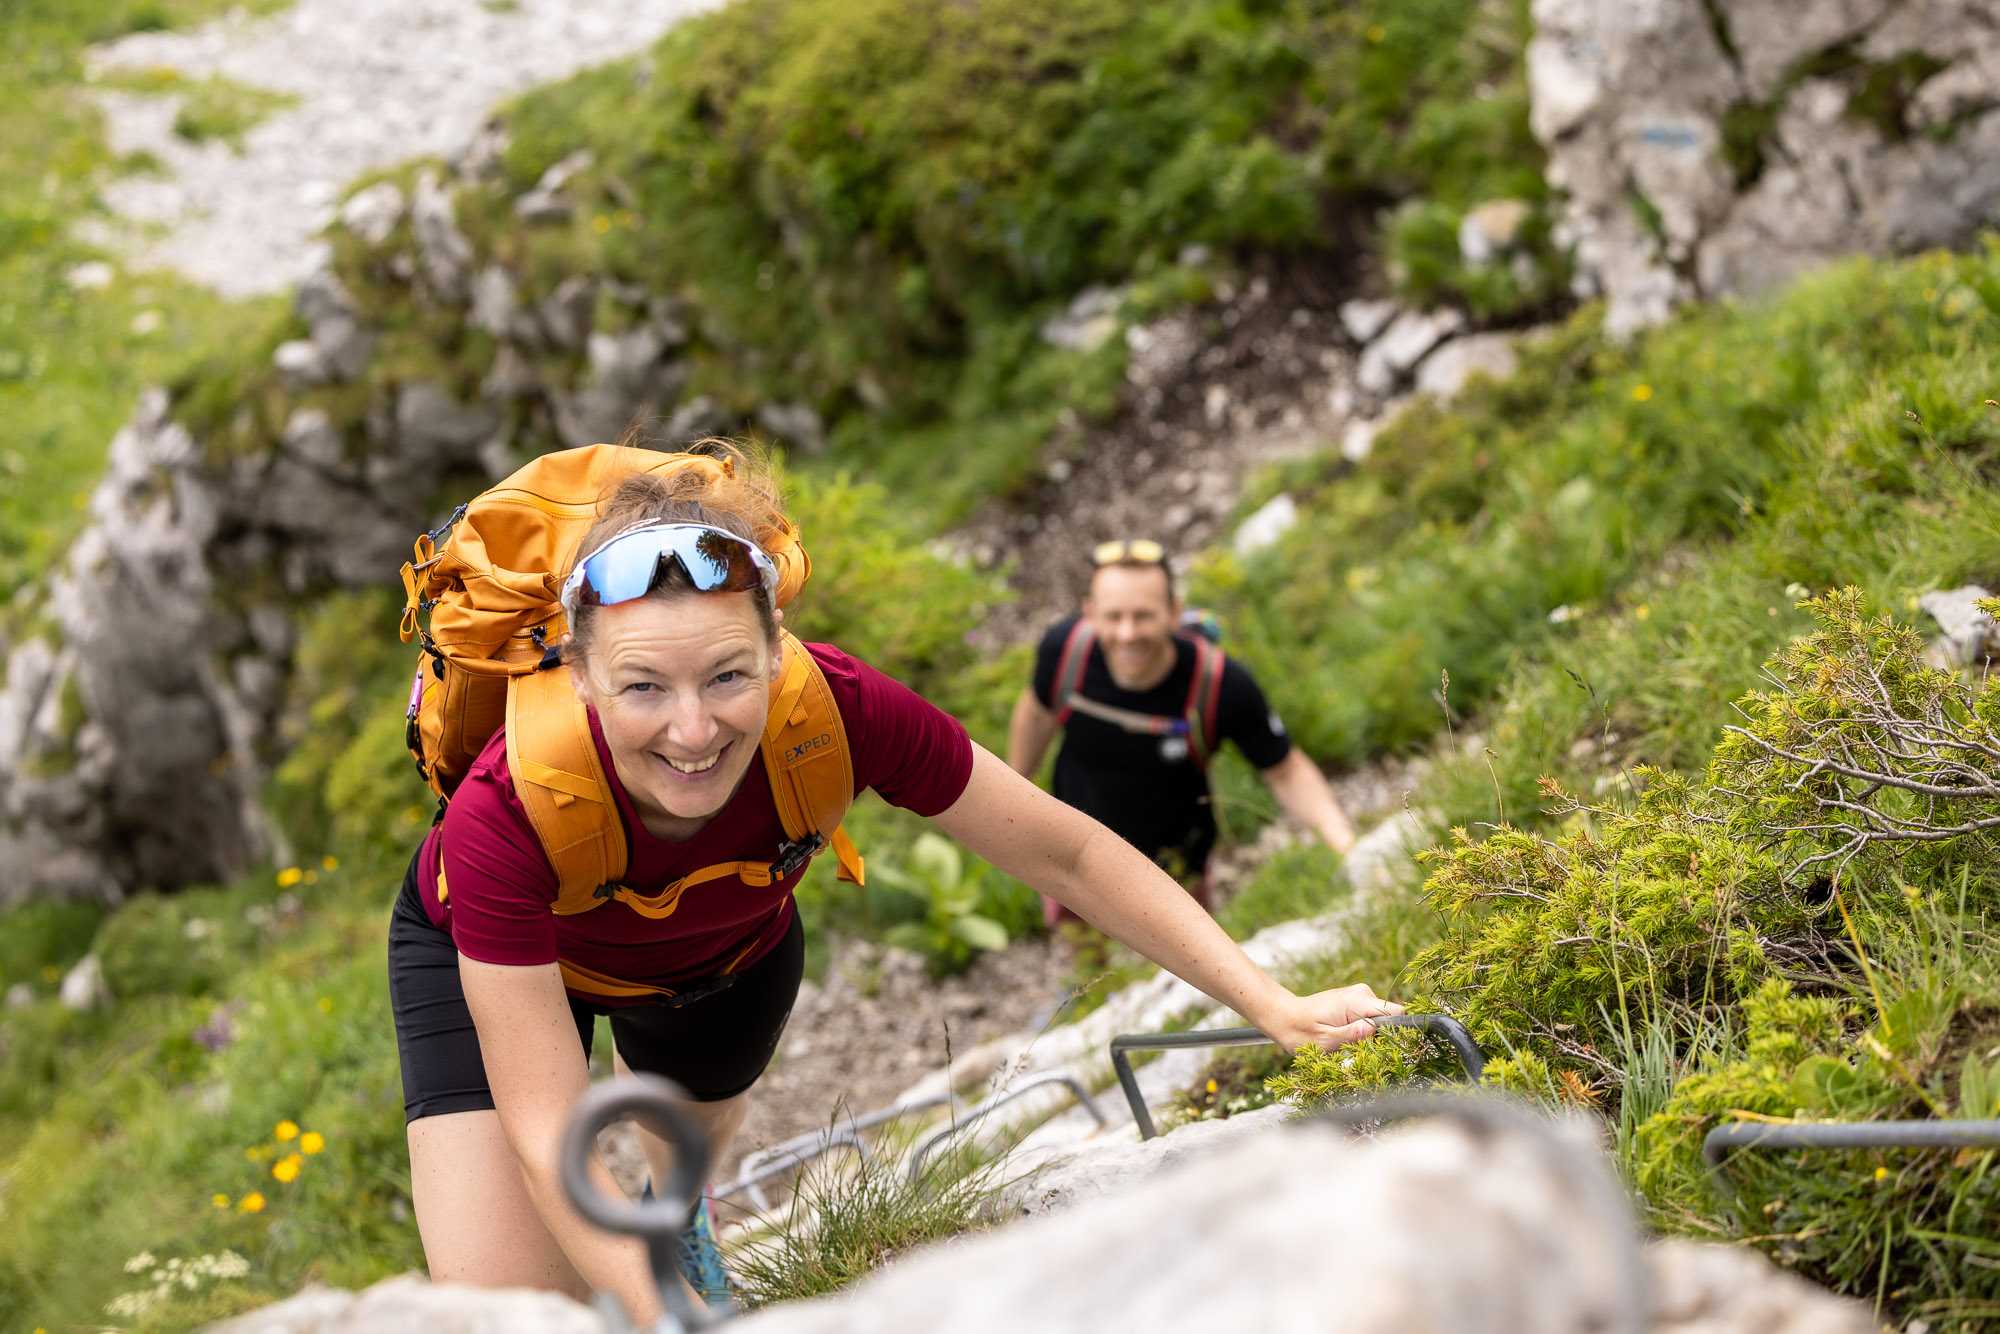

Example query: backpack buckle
[771,834,824,880]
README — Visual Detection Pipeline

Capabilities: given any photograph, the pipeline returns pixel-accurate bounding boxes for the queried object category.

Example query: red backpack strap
[1183,636,1226,768]
[1049,620,1097,724]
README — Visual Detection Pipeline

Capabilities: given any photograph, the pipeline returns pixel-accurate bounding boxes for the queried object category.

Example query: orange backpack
[398,445,864,997]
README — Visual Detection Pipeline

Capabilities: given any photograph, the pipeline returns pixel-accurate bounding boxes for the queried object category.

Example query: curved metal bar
[1372,1013,1487,1082]
[559,1074,720,1332]
[713,1131,868,1204]
[1109,1014,1486,1141]
[906,1074,1108,1182]
[1109,1026,1274,1141]
[1702,1118,2000,1179]
[1310,1091,1649,1334]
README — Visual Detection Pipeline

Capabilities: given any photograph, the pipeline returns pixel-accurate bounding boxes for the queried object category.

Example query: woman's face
[571,591,777,835]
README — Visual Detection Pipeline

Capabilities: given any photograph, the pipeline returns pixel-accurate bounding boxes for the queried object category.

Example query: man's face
[1084,562,1179,687]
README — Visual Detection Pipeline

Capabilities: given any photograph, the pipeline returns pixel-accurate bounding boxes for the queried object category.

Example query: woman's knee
[406,1110,586,1297]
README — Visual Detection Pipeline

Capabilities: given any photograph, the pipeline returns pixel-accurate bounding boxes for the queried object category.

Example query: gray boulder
[1357,308,1465,397]
[412,168,474,302]
[337,181,405,246]
[734,1109,1872,1333]
[1920,584,1995,669]
[1531,0,2000,335]
[205,1274,598,1334]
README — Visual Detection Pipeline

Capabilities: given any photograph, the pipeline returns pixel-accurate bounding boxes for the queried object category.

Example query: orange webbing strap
[761,632,864,884]
[506,667,630,916]
[559,957,676,1000]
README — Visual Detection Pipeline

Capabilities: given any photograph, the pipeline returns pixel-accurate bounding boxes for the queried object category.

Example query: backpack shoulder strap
[505,666,631,915]
[1183,635,1227,769]
[1049,619,1097,724]
[761,632,864,885]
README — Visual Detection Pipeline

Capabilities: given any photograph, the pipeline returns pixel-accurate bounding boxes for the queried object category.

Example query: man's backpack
[1047,619,1226,767]
[397,445,864,992]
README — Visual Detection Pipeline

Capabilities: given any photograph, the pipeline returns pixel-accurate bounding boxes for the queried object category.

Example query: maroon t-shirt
[417,642,973,1001]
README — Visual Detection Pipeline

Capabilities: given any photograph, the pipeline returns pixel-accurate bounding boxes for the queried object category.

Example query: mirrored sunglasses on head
[1092,538,1167,567]
[560,521,778,621]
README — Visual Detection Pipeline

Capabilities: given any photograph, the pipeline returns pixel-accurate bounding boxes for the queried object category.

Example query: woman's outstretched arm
[928,745,1401,1049]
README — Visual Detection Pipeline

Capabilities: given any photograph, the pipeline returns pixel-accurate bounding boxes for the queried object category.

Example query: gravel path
[83,0,719,296]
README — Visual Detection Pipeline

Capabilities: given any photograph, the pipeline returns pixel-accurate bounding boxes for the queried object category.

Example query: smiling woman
[384,440,1401,1322]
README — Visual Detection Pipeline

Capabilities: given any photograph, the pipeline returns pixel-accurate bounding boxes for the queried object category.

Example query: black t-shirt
[1032,616,1292,876]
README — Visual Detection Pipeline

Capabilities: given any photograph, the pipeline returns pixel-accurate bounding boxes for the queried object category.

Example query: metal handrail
[713,1130,868,1205]
[559,1075,729,1332]
[1110,1013,1485,1141]
[906,1074,1109,1182]
[1702,1117,2000,1181]
[718,1092,961,1208]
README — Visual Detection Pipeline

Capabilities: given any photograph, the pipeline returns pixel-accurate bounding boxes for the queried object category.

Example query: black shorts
[387,852,804,1122]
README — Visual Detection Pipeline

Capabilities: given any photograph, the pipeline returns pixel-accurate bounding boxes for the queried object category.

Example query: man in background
[1007,539,1357,926]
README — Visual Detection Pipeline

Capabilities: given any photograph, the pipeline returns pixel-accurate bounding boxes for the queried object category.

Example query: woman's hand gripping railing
[561,1075,733,1332]
[1110,1013,1486,1141]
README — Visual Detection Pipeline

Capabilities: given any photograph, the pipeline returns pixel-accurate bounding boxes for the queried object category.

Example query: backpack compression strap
[1049,619,1096,724]
[1049,628,1228,769]
[1183,636,1226,769]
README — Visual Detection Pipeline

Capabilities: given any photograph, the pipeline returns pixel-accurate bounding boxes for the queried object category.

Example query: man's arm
[1260,748,1358,855]
[1007,687,1061,778]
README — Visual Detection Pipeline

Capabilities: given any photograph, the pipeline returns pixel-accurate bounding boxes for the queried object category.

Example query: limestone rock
[204,1274,599,1333]
[467,265,519,340]
[551,326,685,448]
[733,1111,1873,1333]
[1458,199,1533,265]
[5,982,33,1010]
[537,275,596,350]
[1231,493,1298,558]
[1338,297,1400,344]
[411,169,474,302]
[1040,286,1123,353]
[756,402,827,455]
[337,181,404,246]
[1920,584,1995,669]
[1531,0,2000,335]
[396,382,501,456]
[59,953,110,1012]
[272,340,331,391]
[664,394,731,443]
[514,149,594,223]
[1357,308,1465,397]
[294,270,373,382]
[1415,332,1521,400]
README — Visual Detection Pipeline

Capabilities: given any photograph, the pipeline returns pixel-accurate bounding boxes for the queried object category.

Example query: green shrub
[872,833,1015,976]
[0,898,105,988]
[1274,592,2000,1325]
[92,882,281,1000]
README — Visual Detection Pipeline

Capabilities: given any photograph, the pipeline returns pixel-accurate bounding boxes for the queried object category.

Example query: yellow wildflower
[275,866,304,889]
[1630,383,1653,403]
[272,1154,302,1184]
[1205,1079,1218,1095]
[316,996,335,1015]
[1633,604,1651,621]
[275,1120,299,1142]
[1365,23,1386,42]
[1873,1165,1889,1182]
[321,855,339,872]
[212,1193,230,1209]
[238,1192,266,1214]
[591,214,611,235]
[300,1131,325,1155]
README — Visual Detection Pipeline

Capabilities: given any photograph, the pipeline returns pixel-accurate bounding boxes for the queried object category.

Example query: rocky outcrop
[0,133,713,904]
[1532,0,2000,335]
[219,1105,1871,1333]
